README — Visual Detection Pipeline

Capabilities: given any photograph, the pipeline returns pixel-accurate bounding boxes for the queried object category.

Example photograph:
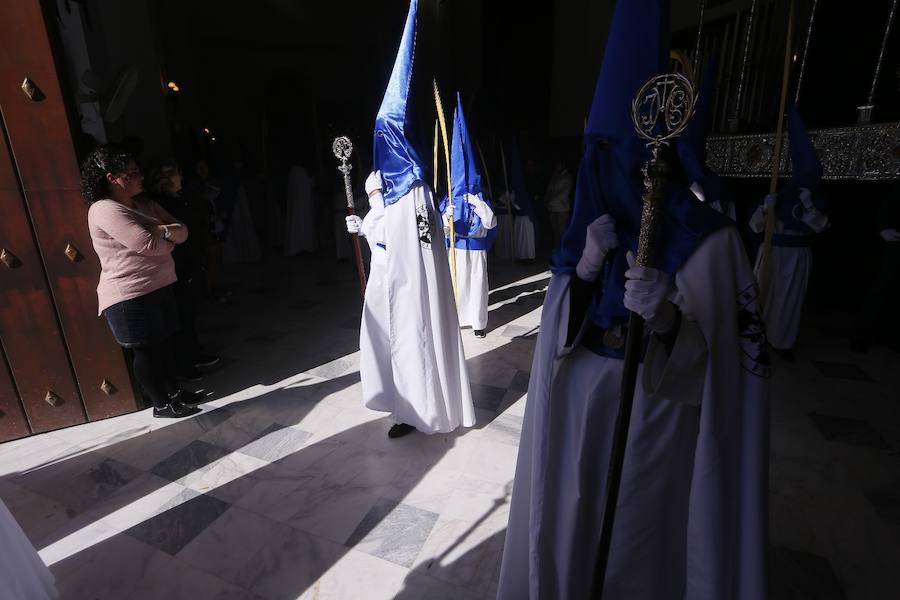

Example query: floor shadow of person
[7,335,530,599]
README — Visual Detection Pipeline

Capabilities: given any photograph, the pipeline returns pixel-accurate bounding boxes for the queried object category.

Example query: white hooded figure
[497,1,769,598]
[284,164,317,255]
[344,0,474,438]
[439,94,498,335]
[750,106,830,354]
[223,184,262,264]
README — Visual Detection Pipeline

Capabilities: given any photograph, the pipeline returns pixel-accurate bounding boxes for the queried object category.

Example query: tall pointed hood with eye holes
[551,0,730,330]
[373,0,426,207]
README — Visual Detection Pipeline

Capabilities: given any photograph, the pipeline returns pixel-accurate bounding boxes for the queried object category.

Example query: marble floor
[1,251,898,599]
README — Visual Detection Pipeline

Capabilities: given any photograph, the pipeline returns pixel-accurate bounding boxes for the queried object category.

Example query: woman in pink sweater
[82,145,202,418]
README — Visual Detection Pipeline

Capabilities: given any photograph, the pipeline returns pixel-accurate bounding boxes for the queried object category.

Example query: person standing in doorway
[82,145,202,418]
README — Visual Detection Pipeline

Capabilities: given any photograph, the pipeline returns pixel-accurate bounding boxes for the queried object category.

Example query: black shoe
[473,329,486,338]
[194,355,221,368]
[177,367,203,382]
[388,423,416,438]
[153,401,201,419]
[177,390,207,406]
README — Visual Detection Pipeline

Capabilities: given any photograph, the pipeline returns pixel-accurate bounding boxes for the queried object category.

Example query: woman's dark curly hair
[79,145,135,204]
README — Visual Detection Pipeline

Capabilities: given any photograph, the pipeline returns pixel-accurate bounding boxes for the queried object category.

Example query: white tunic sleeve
[800,205,829,233]
[641,317,708,406]
[360,194,386,245]
[748,205,768,234]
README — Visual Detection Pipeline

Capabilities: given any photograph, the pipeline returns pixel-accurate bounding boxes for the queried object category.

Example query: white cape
[359,183,475,433]
[0,499,57,599]
[754,245,810,350]
[498,226,770,599]
[223,185,261,264]
[284,166,317,255]
[514,215,536,259]
[450,248,488,330]
[749,203,828,350]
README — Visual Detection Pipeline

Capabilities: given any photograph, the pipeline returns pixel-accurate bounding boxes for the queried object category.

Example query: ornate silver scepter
[593,72,696,598]
[333,136,367,299]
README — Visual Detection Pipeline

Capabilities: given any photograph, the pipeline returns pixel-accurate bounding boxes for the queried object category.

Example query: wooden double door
[0,0,138,441]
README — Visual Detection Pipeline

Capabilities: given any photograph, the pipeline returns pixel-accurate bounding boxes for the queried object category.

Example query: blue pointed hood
[450,93,483,200]
[439,93,496,251]
[586,0,669,170]
[552,0,731,337]
[787,105,822,190]
[373,0,426,206]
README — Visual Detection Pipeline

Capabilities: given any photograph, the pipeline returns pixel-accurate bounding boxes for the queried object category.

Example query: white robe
[447,195,497,331]
[359,183,475,433]
[514,214,536,260]
[498,226,770,600]
[749,202,829,349]
[0,499,57,599]
[284,165,317,255]
[452,249,489,330]
[223,185,262,264]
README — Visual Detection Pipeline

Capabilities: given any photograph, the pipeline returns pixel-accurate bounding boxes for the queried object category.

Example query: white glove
[365,170,383,196]
[576,214,619,281]
[442,211,451,237]
[467,194,497,228]
[880,228,900,242]
[689,181,706,203]
[624,251,676,333]
[763,193,777,212]
[798,187,813,210]
[346,215,363,234]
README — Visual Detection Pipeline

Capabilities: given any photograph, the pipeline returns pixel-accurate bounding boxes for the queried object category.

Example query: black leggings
[131,338,178,409]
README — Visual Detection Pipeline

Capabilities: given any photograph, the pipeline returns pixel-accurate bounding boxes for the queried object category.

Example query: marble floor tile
[297,548,411,600]
[233,526,346,600]
[125,489,231,555]
[285,479,380,545]
[463,439,520,485]
[199,412,282,452]
[181,451,271,497]
[808,413,890,449]
[0,436,83,478]
[237,423,312,462]
[151,440,233,483]
[411,517,506,596]
[508,369,531,392]
[177,506,286,584]
[345,499,440,568]
[50,529,161,599]
[770,545,847,599]
[12,453,143,517]
[482,413,524,447]
[394,571,482,600]
[499,323,539,339]
[96,417,214,471]
[866,482,900,543]
[38,519,120,567]
[811,360,874,382]
[0,478,70,547]
[471,383,509,413]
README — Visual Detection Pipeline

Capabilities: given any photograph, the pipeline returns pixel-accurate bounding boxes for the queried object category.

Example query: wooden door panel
[0,187,87,433]
[0,343,31,442]
[24,188,135,419]
[0,0,138,422]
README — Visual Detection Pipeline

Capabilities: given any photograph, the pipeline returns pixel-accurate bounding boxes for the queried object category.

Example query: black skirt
[103,284,179,348]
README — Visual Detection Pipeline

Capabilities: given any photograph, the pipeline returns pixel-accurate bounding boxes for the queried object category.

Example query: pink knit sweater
[88,198,186,315]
